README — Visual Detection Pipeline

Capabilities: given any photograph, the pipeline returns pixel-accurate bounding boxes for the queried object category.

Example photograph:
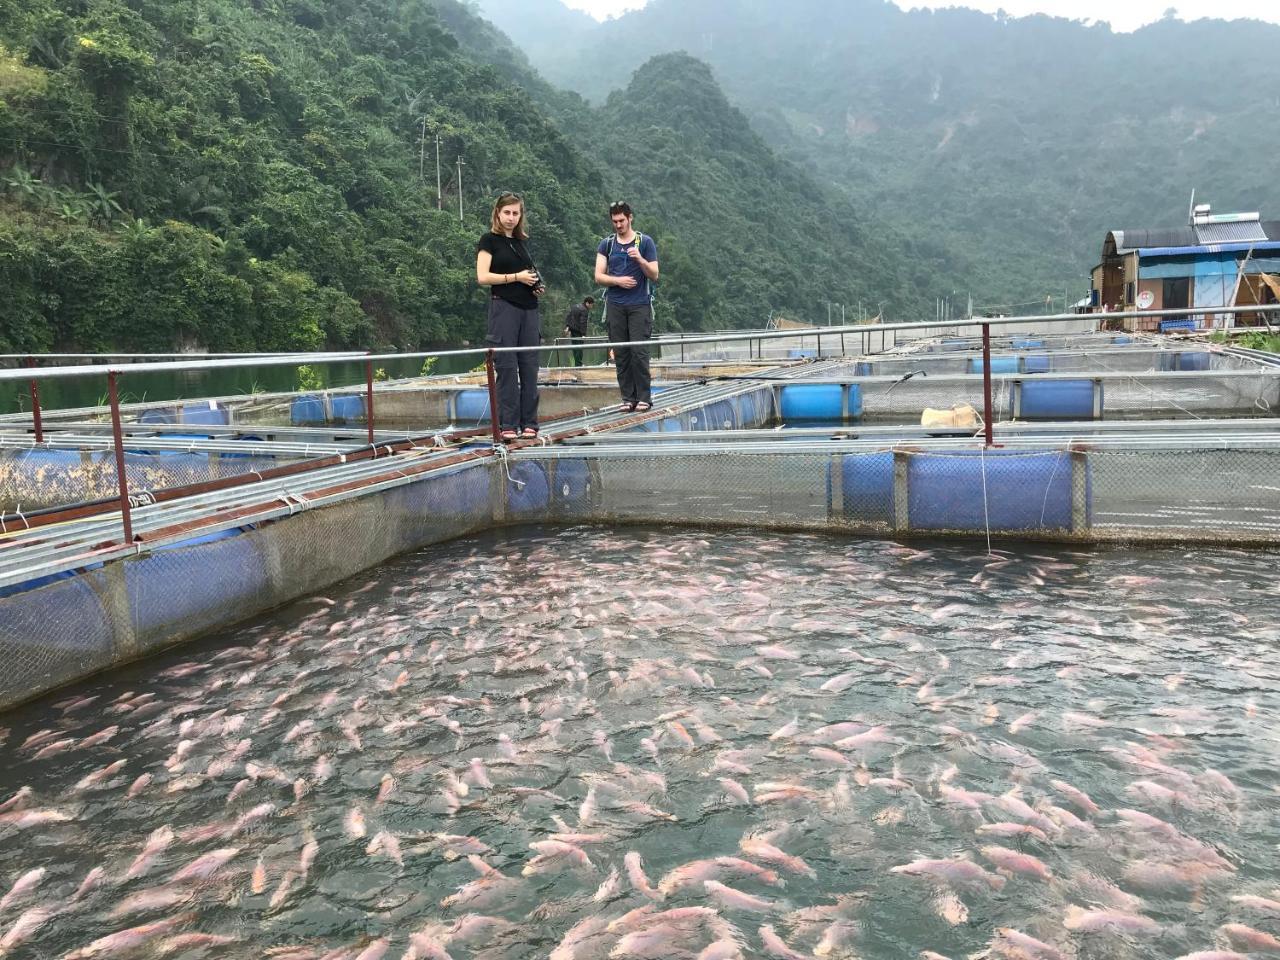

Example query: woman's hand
[515,270,539,286]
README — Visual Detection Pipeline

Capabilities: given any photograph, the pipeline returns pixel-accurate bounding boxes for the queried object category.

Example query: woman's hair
[491,193,528,240]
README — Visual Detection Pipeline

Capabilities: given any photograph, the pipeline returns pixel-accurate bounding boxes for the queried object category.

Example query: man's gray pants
[606,302,652,406]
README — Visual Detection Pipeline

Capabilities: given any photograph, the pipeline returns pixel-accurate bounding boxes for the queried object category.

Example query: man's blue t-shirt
[598,233,658,307]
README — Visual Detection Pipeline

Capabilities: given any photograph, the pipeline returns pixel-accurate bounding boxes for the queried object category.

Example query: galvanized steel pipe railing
[5,304,1279,546]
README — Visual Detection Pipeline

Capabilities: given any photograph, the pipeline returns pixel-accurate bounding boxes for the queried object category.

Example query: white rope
[1038,443,1072,526]
[494,445,525,488]
[1090,349,1204,421]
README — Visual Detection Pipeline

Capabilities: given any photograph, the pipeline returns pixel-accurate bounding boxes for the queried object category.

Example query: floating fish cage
[2,315,1280,712]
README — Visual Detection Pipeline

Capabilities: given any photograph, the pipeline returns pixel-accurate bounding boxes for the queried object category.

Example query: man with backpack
[594,201,659,412]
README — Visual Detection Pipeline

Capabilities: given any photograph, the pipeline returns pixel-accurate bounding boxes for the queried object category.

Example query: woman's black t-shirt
[477,232,538,310]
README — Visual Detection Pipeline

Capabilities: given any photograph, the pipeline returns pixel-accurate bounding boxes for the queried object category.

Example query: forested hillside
[0,0,612,353]
[0,0,924,354]
[480,0,1280,313]
[586,53,916,328]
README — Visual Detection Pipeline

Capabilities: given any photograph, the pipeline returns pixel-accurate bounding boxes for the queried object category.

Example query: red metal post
[107,371,134,543]
[364,357,375,446]
[25,357,44,444]
[980,322,995,447]
[484,348,502,444]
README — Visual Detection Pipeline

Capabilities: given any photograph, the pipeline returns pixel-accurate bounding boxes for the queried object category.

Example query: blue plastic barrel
[968,356,1020,375]
[507,462,549,515]
[1018,380,1098,419]
[1012,338,1044,350]
[846,385,864,418]
[455,389,491,422]
[422,464,491,517]
[738,388,773,427]
[780,384,843,420]
[330,396,364,421]
[182,404,229,426]
[1159,350,1210,372]
[291,395,325,425]
[909,450,1083,531]
[833,452,894,524]
[551,460,592,515]
[126,528,267,643]
[1177,352,1210,371]
[0,573,110,659]
[706,400,737,431]
[854,362,873,377]
[1023,355,1052,375]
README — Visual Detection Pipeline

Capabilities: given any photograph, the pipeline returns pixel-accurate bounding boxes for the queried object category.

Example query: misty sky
[563,0,1280,32]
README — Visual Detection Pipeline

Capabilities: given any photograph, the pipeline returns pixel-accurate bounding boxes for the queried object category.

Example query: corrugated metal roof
[1113,220,1280,254]
[1195,221,1268,244]
[1112,227,1197,253]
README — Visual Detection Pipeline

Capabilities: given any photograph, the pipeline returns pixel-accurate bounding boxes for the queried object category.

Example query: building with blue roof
[1090,202,1280,332]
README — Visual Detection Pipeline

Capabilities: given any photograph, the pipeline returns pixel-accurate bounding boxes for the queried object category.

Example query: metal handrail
[6,305,1278,383]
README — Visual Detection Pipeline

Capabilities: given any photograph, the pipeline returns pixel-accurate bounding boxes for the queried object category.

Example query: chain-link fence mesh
[851,371,1280,420]
[512,442,1280,544]
[848,347,1259,378]
[0,458,498,710]
[0,448,307,513]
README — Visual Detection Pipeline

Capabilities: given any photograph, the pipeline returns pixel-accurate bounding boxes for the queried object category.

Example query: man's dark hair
[608,200,632,217]
[584,296,595,306]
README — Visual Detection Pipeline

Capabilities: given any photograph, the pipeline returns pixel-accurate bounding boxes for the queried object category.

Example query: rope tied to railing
[494,444,525,489]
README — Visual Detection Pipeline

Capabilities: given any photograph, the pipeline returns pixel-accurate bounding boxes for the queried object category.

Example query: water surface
[1,527,1278,959]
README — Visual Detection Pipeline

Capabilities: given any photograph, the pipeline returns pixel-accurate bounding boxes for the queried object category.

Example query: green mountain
[477,0,1280,313]
[1,0,924,355]
[0,0,611,353]
[584,53,916,328]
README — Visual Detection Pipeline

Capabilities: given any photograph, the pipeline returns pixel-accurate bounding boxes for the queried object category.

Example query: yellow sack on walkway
[921,404,979,429]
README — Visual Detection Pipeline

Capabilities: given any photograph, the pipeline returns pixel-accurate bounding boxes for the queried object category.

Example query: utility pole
[435,133,443,210]
[418,117,427,183]
[456,156,465,222]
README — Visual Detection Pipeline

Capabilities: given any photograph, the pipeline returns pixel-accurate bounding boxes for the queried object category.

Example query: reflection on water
[0,527,1278,959]
[3,356,472,416]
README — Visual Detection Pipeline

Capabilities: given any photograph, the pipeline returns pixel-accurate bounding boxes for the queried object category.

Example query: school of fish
[0,527,1277,959]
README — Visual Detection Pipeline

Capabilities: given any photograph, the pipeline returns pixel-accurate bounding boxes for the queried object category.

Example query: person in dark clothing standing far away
[595,201,659,412]
[476,193,544,441]
[563,296,594,368]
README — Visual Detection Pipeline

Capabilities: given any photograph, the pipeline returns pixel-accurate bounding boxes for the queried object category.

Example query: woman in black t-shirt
[476,193,545,441]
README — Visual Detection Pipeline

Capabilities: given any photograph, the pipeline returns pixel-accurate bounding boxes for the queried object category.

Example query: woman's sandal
[621,401,637,412]
[500,429,518,442]
[521,427,538,439]
[634,401,653,413]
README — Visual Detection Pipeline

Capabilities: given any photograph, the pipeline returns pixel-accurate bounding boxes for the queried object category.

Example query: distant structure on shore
[1092,201,1280,332]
